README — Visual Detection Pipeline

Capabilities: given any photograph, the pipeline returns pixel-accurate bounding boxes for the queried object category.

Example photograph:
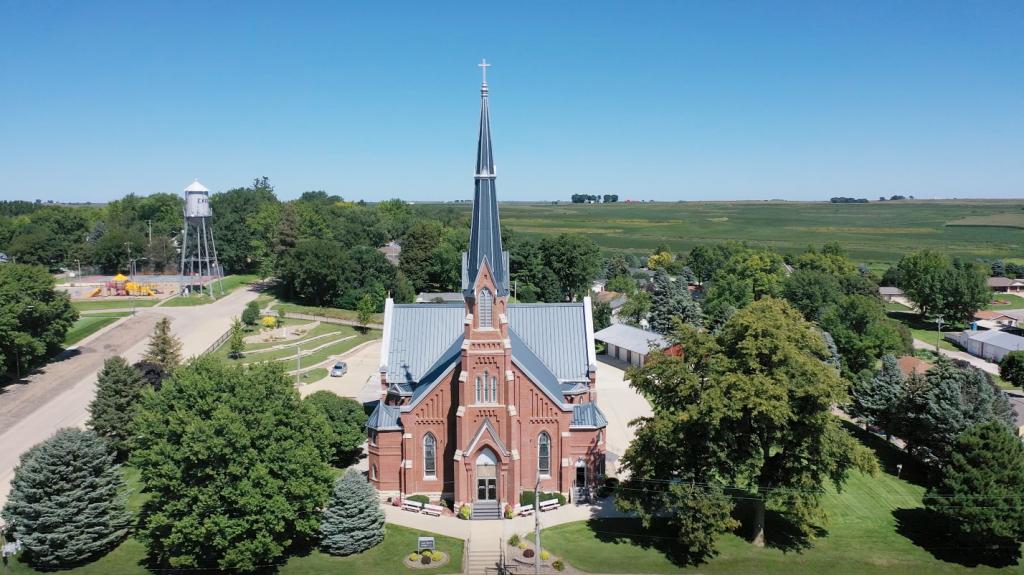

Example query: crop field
[421,200,1024,264]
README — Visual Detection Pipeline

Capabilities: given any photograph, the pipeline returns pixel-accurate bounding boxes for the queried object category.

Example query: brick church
[367,65,607,516]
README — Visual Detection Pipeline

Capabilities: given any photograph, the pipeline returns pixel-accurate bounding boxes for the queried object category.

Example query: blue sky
[1,1,1021,202]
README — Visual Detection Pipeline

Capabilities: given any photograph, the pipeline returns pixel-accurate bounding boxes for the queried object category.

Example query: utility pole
[935,314,945,353]
[534,472,541,575]
[147,220,152,246]
[296,343,301,385]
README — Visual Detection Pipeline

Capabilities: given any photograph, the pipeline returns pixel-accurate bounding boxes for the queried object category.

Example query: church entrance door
[475,448,498,502]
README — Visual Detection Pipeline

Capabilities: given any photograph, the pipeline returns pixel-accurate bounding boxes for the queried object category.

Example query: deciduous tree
[1000,351,1024,389]
[0,263,78,376]
[305,391,368,466]
[131,357,333,571]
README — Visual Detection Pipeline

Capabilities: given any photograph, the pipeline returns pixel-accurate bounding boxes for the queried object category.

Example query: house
[593,290,627,323]
[415,292,464,304]
[366,73,606,515]
[896,355,932,378]
[593,323,679,367]
[974,310,1023,330]
[988,277,1024,293]
[946,329,1024,363]
[878,286,904,302]
[378,241,401,265]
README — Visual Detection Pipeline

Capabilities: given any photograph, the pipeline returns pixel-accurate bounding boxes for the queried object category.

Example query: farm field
[420,199,1024,264]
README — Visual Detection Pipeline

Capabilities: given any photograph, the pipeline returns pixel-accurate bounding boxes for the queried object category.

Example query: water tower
[178,179,224,299]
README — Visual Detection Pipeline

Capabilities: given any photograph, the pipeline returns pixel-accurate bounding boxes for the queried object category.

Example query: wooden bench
[402,501,424,513]
[422,504,444,517]
[514,504,534,517]
[539,499,560,512]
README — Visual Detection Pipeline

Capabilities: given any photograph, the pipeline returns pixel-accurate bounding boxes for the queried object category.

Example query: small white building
[947,329,1024,363]
[879,286,904,302]
[593,323,671,367]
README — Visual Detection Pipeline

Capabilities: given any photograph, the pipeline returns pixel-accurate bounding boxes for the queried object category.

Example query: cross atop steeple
[478,58,491,84]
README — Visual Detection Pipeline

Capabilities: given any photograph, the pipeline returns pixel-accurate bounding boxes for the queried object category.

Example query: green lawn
[297,367,328,384]
[7,524,462,575]
[888,311,960,351]
[72,299,159,311]
[239,322,342,353]
[273,301,384,324]
[885,300,912,312]
[63,313,131,346]
[535,427,1024,574]
[161,274,260,306]
[232,329,358,363]
[987,294,1024,311]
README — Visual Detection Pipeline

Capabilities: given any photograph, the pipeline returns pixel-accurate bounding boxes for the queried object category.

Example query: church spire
[464,59,509,297]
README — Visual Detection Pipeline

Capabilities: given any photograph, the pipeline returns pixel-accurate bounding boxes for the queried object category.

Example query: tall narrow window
[490,375,498,404]
[478,288,493,327]
[424,433,437,477]
[475,375,483,403]
[371,464,378,481]
[538,432,551,476]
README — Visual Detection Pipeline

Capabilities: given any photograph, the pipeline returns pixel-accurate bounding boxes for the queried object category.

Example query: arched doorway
[475,448,498,502]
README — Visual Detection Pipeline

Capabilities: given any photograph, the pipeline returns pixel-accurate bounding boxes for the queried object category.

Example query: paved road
[912,337,999,375]
[0,286,260,508]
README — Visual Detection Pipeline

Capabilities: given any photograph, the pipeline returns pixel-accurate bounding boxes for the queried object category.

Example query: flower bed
[404,550,450,569]
[509,539,561,570]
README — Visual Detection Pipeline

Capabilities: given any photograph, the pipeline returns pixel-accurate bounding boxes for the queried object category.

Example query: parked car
[330,361,348,377]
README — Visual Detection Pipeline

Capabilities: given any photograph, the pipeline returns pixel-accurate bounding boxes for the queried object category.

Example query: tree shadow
[840,419,930,488]
[893,507,1022,568]
[585,517,704,567]
[730,498,825,553]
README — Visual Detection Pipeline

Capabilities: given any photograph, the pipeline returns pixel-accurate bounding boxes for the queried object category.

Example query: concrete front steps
[471,500,501,520]
[466,532,502,574]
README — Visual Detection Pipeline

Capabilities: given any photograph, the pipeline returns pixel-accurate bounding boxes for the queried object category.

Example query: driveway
[595,356,652,477]
[297,339,382,403]
[912,338,1000,376]
[0,286,261,509]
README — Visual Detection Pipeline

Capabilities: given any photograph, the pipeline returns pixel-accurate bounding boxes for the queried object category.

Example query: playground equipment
[101,273,161,297]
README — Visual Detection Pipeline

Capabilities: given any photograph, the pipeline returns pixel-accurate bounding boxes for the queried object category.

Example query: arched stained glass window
[478,288,493,327]
[538,432,551,476]
[424,433,437,477]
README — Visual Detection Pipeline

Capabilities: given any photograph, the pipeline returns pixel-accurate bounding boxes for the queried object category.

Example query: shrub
[519,490,566,507]
[540,550,551,560]
[421,554,432,565]
[407,494,430,505]
[605,477,620,488]
[508,534,521,547]
[553,559,565,571]
[518,542,527,550]
[408,553,419,562]
[504,503,514,519]
[458,504,471,520]
[523,548,535,558]
[430,550,444,561]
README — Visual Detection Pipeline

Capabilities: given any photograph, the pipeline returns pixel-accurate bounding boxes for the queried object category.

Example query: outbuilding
[946,329,1024,363]
[594,323,674,367]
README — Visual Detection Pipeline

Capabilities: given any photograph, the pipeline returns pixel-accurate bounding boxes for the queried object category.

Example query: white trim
[379,298,395,373]
[583,295,598,370]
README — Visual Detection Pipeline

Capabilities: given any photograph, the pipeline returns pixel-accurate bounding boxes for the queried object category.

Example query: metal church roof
[464,65,509,297]
[383,302,465,384]
[509,303,591,383]
[570,403,608,429]
[367,402,402,431]
[510,330,571,410]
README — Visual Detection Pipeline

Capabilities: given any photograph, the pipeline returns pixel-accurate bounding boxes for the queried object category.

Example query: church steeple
[464,59,509,297]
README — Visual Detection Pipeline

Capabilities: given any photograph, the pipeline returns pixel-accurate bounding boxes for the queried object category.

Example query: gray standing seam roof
[385,303,465,384]
[593,323,668,355]
[509,303,590,383]
[965,329,1024,350]
[367,402,402,431]
[570,402,608,429]
[510,330,570,410]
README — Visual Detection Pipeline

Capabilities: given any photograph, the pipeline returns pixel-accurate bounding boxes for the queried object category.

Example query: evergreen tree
[925,421,1024,557]
[319,469,385,556]
[241,300,260,327]
[852,355,904,440]
[228,317,245,358]
[142,317,182,371]
[133,360,168,390]
[304,391,368,466]
[88,356,148,457]
[1,428,130,569]
[648,270,702,335]
[130,357,333,571]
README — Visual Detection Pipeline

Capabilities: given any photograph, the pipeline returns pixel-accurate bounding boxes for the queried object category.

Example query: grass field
[419,200,1024,264]
[987,294,1024,311]
[161,274,260,306]
[63,313,131,346]
[71,299,159,311]
[535,426,1024,574]
[297,367,328,383]
[272,301,384,324]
